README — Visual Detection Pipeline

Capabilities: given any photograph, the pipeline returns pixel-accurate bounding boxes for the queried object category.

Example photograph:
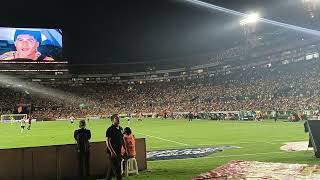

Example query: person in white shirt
[20,118,26,133]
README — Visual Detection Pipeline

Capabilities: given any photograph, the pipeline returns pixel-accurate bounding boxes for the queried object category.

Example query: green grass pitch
[0,119,315,179]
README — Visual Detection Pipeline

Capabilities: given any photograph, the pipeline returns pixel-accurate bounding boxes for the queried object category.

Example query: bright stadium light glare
[184,0,320,37]
[302,0,319,2]
[0,74,94,107]
[240,13,260,26]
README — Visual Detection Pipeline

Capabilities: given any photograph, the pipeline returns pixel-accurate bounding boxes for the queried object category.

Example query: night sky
[0,0,317,64]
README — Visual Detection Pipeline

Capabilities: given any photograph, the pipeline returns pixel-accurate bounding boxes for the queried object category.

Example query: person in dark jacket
[74,119,91,179]
[106,114,124,180]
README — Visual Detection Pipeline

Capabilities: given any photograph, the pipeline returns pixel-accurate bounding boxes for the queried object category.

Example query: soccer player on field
[20,118,26,133]
[86,117,90,124]
[10,115,15,124]
[138,112,143,121]
[188,112,193,122]
[27,116,32,130]
[70,116,75,124]
[125,115,131,124]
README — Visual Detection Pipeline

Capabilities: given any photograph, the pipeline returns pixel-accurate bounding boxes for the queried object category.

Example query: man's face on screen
[15,34,39,59]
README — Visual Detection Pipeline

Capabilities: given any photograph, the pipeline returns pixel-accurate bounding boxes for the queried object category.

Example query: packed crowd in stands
[0,59,320,119]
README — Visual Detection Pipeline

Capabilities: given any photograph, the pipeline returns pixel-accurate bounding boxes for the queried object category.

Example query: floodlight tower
[240,13,260,58]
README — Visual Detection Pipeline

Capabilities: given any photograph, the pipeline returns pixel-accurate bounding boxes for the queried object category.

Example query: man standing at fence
[106,114,124,180]
[74,120,91,179]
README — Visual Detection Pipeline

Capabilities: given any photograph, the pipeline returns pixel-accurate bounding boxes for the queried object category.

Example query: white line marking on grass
[136,132,190,146]
[200,141,276,145]
[199,139,308,146]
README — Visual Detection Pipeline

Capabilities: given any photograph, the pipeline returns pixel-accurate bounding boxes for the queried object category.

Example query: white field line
[136,130,307,147]
[199,139,308,146]
[147,139,309,153]
[135,132,190,146]
[2,133,309,162]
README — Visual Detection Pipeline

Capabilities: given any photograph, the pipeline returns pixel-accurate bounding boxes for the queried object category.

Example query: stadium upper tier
[2,36,316,85]
[1,57,320,119]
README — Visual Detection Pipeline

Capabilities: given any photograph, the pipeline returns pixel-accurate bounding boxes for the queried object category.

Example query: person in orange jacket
[123,127,136,158]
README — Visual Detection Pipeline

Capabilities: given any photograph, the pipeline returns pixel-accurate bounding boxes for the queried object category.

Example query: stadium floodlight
[240,13,260,26]
[184,0,320,37]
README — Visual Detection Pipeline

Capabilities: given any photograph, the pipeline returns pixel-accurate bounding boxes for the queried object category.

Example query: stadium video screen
[0,27,64,63]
